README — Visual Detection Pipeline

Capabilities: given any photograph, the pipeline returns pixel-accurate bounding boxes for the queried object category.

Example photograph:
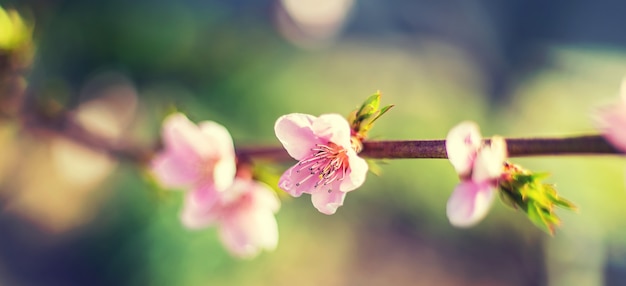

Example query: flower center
[294,142,349,191]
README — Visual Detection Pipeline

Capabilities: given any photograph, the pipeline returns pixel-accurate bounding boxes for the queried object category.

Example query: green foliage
[499,171,577,235]
[0,5,34,73]
[0,6,31,50]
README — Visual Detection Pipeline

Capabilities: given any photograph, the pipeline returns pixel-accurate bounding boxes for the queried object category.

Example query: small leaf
[552,196,578,211]
[360,92,381,112]
[500,166,576,235]
[526,201,555,235]
[365,105,395,127]
[349,91,393,140]
[355,93,381,121]
[530,172,551,181]
[377,104,394,118]
[366,159,383,176]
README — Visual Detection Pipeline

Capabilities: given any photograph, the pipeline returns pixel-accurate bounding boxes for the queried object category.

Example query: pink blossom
[445,121,507,227]
[274,113,368,215]
[151,113,280,258]
[595,78,626,152]
[151,113,236,193]
[181,178,280,258]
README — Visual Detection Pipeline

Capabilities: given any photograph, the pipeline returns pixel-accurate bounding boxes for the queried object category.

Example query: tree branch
[237,135,622,161]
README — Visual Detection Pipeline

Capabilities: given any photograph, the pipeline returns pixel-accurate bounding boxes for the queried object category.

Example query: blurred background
[2,0,626,285]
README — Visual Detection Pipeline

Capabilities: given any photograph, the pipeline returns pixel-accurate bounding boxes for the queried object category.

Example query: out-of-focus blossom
[594,77,626,152]
[53,75,138,187]
[151,113,236,193]
[275,0,355,49]
[182,178,280,258]
[151,113,279,258]
[3,76,139,232]
[445,121,507,227]
[275,113,368,215]
[74,73,138,143]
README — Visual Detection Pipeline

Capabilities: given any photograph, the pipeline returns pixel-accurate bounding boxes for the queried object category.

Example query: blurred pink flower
[151,113,280,258]
[151,113,236,194]
[445,121,507,227]
[182,178,280,258]
[595,78,626,152]
[275,113,368,215]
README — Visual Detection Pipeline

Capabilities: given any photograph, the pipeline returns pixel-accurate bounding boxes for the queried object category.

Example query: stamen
[295,142,350,189]
[295,173,315,187]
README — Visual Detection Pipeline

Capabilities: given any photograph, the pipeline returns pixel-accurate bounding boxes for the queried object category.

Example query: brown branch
[237,135,622,161]
[13,95,624,165]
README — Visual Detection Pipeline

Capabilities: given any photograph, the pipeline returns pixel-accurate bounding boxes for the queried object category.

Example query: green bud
[349,91,394,141]
[499,163,577,235]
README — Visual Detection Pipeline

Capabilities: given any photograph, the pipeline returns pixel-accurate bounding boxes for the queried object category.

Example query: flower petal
[472,136,507,182]
[446,181,496,228]
[594,102,626,152]
[312,114,352,149]
[446,121,482,177]
[198,121,234,156]
[162,113,211,160]
[339,150,368,192]
[218,205,279,259]
[274,113,318,160]
[223,179,280,213]
[249,181,281,213]
[150,150,198,189]
[311,189,347,215]
[180,185,221,229]
[152,113,214,189]
[198,121,236,191]
[278,163,318,197]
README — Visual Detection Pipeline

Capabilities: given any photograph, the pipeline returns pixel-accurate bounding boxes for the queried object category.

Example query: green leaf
[359,92,381,114]
[529,172,551,181]
[499,167,577,235]
[366,105,395,126]
[378,104,394,118]
[349,92,393,140]
[354,93,381,123]
[551,196,578,211]
[366,159,384,176]
[525,201,556,235]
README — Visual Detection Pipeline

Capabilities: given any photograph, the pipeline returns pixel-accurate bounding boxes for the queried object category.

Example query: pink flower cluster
[445,121,507,227]
[274,113,368,215]
[151,113,279,258]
